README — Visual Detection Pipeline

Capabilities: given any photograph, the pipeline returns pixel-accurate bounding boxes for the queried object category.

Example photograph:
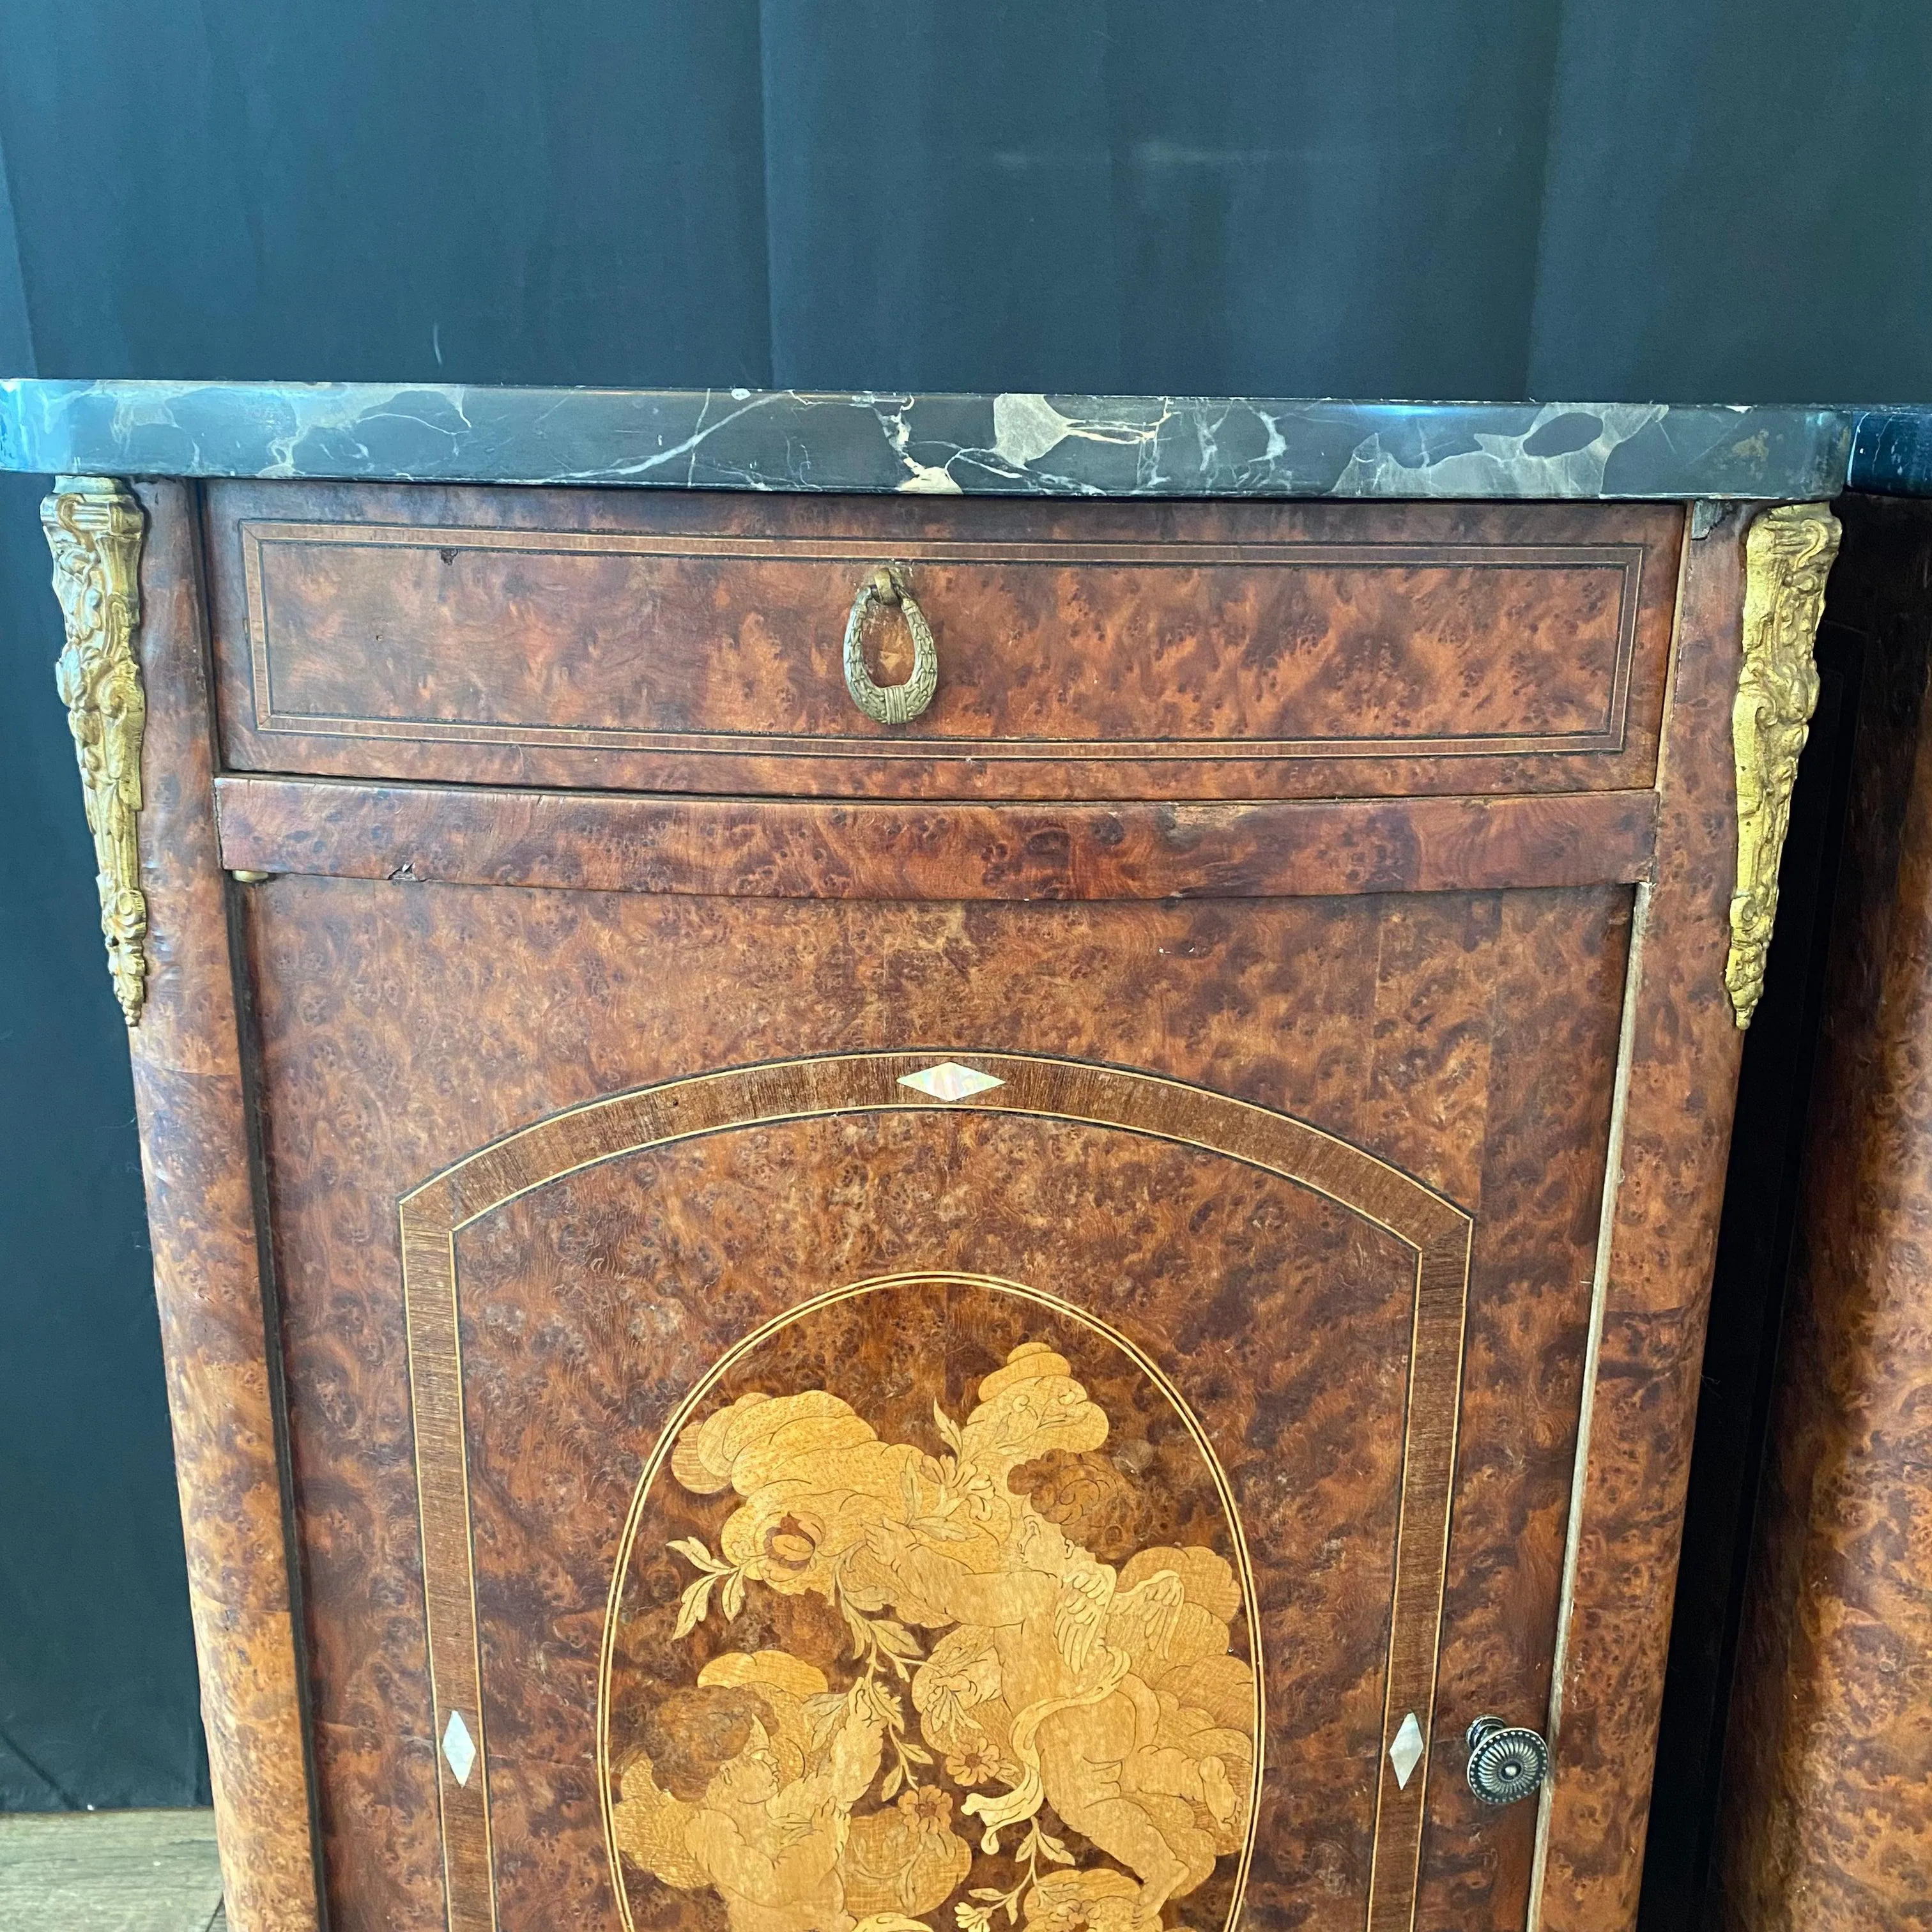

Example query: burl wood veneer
[199,487,1682,803]
[1713,496,1932,1931]
[27,455,1838,1932]
[112,484,321,1931]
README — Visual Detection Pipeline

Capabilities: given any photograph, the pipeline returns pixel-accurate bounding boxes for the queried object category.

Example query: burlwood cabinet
[24,415,1844,1932]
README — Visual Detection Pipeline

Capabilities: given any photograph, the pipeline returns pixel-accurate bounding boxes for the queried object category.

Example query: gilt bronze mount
[43,476,148,1025]
[1726,502,1842,1027]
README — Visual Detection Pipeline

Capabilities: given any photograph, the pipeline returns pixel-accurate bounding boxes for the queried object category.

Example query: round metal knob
[1464,1716,1548,1806]
[843,564,938,724]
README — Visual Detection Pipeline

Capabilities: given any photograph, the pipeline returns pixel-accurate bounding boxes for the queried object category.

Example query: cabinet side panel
[1537,518,1749,1929]
[127,482,320,1932]
[1713,498,1932,1931]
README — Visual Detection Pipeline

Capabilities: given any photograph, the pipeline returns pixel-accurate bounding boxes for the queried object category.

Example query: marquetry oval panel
[601,1273,1264,1932]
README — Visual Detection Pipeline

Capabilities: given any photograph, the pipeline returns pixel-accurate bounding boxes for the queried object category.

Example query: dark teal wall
[2,0,1929,1821]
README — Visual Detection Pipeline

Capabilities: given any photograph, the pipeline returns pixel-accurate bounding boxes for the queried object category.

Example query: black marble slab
[1847,408,1932,496]
[0,379,1864,500]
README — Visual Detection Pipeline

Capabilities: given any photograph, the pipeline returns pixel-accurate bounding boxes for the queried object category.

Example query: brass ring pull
[843,565,938,725]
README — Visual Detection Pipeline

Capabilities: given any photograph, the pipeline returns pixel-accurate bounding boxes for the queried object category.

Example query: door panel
[244,880,1630,1932]
[414,1063,1467,1932]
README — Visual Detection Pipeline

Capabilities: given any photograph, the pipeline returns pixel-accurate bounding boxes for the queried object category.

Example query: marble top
[0,379,1898,500]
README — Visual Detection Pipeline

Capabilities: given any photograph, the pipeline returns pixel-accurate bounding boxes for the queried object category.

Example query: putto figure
[612,1340,1256,1932]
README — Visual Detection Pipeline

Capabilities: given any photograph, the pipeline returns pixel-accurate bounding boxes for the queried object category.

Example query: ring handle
[843,565,939,725]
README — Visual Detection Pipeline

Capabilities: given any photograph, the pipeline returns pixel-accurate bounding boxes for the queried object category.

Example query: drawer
[204,483,1683,801]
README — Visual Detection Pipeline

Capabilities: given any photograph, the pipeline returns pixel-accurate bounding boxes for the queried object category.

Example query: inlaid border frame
[397,1051,1475,1932]
[240,522,1645,766]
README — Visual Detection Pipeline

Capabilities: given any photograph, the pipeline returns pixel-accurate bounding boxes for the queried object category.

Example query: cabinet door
[235,860,1632,1932]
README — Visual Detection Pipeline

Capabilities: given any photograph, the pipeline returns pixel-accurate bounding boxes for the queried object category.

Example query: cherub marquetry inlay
[602,1276,1261,1932]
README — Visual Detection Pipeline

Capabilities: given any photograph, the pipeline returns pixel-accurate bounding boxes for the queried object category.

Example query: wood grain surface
[397,1057,1469,1932]
[200,484,1682,802]
[0,1809,226,1932]
[123,484,320,1932]
[212,776,1658,901]
[1533,514,1754,1929]
[1713,497,1932,1931]
[236,876,1629,1932]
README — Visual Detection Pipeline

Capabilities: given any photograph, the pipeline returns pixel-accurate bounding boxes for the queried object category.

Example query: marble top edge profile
[0,378,1904,500]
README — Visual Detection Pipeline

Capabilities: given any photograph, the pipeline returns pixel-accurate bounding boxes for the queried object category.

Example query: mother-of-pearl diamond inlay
[896,1061,1005,1101]
[1388,1712,1426,1790]
[441,1708,477,1786]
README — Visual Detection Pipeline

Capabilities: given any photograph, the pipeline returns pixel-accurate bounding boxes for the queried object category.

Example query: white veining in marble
[0,379,1857,500]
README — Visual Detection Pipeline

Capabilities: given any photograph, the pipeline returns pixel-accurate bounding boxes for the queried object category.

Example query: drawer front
[204,484,1682,800]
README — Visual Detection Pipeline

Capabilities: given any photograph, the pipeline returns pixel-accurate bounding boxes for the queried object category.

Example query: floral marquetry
[601,1276,1262,1932]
